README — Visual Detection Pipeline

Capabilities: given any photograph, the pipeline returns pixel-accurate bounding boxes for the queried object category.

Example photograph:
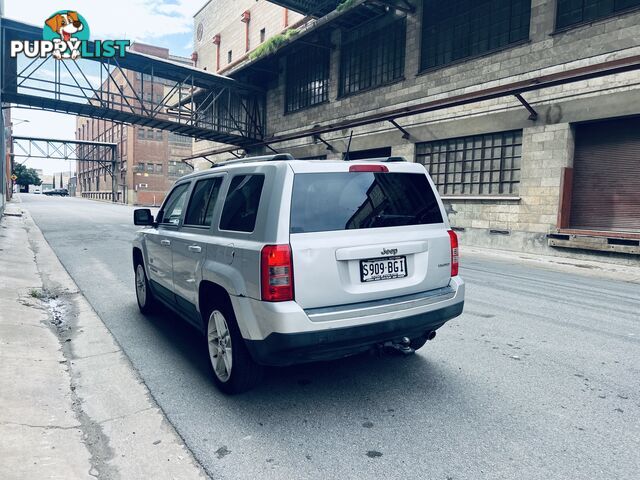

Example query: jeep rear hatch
[288,164,453,309]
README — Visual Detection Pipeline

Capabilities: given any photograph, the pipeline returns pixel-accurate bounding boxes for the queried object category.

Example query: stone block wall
[264,0,640,137]
[447,123,575,247]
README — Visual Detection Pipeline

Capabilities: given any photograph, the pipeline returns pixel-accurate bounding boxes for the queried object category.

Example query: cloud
[5,1,202,147]
[5,0,202,43]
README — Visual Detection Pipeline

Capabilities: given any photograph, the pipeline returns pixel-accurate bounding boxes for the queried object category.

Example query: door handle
[160,239,171,246]
[188,245,202,253]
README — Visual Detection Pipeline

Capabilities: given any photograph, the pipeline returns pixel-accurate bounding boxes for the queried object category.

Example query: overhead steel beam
[369,0,416,14]
[11,135,119,201]
[265,1,339,17]
[11,135,117,162]
[182,54,640,160]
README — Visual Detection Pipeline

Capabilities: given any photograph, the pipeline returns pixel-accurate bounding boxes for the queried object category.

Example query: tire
[134,261,157,314]
[409,335,428,351]
[205,301,263,394]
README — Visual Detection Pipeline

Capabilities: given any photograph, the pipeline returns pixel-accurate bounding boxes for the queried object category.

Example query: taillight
[261,245,294,302]
[448,230,459,277]
[348,164,389,173]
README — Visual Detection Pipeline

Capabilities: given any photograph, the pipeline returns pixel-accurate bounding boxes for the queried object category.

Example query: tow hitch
[381,337,414,355]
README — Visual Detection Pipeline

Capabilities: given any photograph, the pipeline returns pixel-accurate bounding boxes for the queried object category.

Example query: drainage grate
[607,238,640,247]
[547,233,570,241]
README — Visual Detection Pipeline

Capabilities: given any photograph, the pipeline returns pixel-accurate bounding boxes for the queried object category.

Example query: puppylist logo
[10,10,130,60]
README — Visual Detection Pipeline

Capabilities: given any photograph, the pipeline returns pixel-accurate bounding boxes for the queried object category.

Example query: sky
[5,0,204,174]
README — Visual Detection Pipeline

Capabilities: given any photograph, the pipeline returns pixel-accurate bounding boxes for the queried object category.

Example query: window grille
[168,161,191,177]
[416,130,523,196]
[421,0,531,70]
[339,15,406,97]
[285,44,330,113]
[556,0,640,29]
[168,133,192,145]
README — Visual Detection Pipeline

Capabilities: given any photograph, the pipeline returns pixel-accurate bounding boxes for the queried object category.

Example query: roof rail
[384,156,407,162]
[210,153,295,168]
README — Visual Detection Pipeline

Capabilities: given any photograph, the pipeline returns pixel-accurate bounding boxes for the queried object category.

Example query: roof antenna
[344,130,353,161]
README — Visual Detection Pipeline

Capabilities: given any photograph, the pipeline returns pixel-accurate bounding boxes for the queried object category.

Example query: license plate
[360,256,407,283]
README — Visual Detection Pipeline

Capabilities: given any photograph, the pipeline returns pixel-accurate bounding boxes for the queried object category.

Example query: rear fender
[200,258,246,309]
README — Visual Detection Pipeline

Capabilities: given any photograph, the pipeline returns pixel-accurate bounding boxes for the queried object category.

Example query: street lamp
[3,118,29,138]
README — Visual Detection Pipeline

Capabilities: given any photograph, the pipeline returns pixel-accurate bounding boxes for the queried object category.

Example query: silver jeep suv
[132,154,464,393]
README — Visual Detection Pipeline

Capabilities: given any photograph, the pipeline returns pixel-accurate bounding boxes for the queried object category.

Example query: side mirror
[134,208,155,226]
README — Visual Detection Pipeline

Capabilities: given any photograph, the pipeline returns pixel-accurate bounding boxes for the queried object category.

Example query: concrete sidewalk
[461,245,640,284]
[0,203,207,479]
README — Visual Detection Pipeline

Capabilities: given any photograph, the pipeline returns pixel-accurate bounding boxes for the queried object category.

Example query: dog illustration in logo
[45,11,84,59]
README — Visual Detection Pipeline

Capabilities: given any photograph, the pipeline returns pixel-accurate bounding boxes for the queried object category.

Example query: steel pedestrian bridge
[1,18,266,146]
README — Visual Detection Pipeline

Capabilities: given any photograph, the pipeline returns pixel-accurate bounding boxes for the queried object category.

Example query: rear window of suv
[290,172,443,233]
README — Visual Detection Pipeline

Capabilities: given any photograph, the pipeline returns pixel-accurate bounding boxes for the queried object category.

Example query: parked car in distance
[132,154,465,393]
[43,188,69,196]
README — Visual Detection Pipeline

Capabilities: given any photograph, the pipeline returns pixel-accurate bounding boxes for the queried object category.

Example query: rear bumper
[245,301,464,366]
[229,277,464,366]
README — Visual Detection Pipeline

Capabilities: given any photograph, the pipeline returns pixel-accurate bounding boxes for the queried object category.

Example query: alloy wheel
[135,264,147,306]
[208,310,233,382]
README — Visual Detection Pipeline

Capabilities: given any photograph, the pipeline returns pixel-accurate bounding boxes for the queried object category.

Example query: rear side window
[159,183,190,226]
[184,177,223,227]
[219,174,265,232]
[290,172,443,233]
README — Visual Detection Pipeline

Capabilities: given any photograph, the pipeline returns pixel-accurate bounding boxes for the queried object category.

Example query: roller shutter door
[570,117,640,233]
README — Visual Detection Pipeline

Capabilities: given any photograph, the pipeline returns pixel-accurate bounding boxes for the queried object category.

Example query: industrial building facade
[191,0,640,261]
[193,0,305,74]
[75,43,194,206]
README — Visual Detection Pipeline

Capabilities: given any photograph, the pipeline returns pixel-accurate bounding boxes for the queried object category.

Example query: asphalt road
[20,194,640,480]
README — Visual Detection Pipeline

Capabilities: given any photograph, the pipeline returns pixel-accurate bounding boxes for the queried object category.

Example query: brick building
[76,43,193,206]
[191,0,640,261]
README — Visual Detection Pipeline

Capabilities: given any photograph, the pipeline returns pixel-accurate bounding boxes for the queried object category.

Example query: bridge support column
[111,159,117,203]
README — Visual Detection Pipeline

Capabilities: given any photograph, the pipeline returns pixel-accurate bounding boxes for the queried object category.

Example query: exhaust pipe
[426,331,437,341]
